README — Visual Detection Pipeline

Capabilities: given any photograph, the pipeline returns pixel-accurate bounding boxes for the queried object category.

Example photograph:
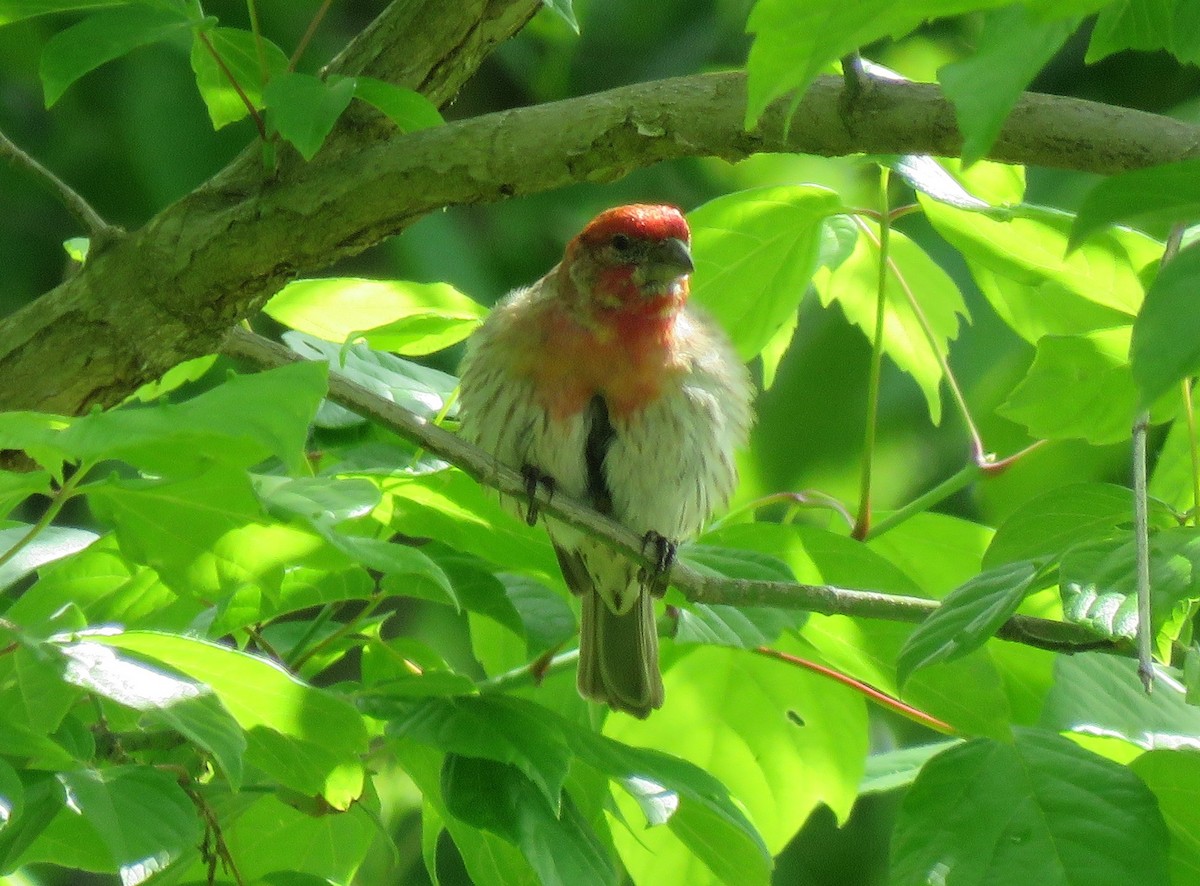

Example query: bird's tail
[577,589,664,718]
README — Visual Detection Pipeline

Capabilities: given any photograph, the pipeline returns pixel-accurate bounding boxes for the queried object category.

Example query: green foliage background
[4,1,1200,885]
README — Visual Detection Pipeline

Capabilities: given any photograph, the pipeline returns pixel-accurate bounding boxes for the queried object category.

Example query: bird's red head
[561,205,694,316]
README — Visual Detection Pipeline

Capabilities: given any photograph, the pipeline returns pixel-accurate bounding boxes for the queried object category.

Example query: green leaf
[5,536,197,635]
[86,467,269,598]
[58,640,246,789]
[1130,750,1200,885]
[674,543,802,646]
[540,0,579,33]
[0,361,327,476]
[332,534,458,609]
[174,789,378,884]
[859,739,962,795]
[568,723,772,886]
[938,6,1081,164]
[606,641,865,873]
[1132,242,1200,408]
[999,326,1179,444]
[265,277,483,356]
[0,1,128,26]
[0,771,60,872]
[890,729,1169,886]
[380,470,559,579]
[0,644,80,736]
[0,524,98,592]
[812,222,968,424]
[264,72,356,161]
[442,755,616,886]
[13,766,201,881]
[1041,653,1200,750]
[1150,382,1200,512]
[888,154,990,211]
[1071,158,1200,249]
[744,0,1014,127]
[867,512,994,597]
[921,198,1161,343]
[896,561,1038,688]
[189,26,289,128]
[252,474,381,525]
[984,482,1171,569]
[387,695,572,813]
[1059,529,1200,649]
[40,6,192,106]
[98,631,367,808]
[352,77,444,131]
[285,332,458,424]
[0,469,51,519]
[1087,0,1200,66]
[394,738,541,886]
[688,185,845,362]
[125,354,217,404]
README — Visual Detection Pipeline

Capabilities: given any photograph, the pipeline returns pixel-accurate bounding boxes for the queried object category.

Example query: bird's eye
[610,233,632,252]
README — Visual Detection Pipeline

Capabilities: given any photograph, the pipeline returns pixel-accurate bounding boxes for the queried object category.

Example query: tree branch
[5,26,1199,417]
[221,327,1119,656]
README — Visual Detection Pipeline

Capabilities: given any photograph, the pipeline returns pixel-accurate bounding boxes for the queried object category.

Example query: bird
[457,204,753,717]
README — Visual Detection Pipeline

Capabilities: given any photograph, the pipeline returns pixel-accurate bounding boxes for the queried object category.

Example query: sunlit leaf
[1131,241,1200,408]
[189,26,288,129]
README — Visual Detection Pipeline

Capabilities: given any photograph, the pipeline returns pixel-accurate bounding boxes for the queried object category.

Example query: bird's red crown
[575,204,690,247]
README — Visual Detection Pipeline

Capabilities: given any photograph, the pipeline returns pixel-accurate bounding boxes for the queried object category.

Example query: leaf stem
[478,649,579,693]
[864,462,978,541]
[290,0,332,72]
[245,0,270,86]
[754,646,956,735]
[853,167,891,540]
[0,465,90,574]
[196,29,267,141]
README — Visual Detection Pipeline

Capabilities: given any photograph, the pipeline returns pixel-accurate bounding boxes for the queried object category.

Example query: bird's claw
[521,464,556,526]
[641,530,676,598]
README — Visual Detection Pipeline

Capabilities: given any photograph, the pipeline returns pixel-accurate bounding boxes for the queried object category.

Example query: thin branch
[220,327,1119,656]
[1135,222,1188,692]
[0,128,115,238]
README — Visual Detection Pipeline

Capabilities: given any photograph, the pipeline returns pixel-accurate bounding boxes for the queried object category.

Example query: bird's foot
[640,530,677,598]
[520,464,556,526]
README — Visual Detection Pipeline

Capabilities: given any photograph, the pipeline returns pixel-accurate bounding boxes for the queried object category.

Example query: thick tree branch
[4,35,1200,417]
[222,327,1119,656]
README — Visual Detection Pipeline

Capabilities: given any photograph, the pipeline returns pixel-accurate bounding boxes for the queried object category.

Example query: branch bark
[3,40,1200,417]
[221,327,1119,656]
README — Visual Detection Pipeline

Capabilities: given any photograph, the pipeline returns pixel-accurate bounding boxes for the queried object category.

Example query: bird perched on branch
[458,204,753,717]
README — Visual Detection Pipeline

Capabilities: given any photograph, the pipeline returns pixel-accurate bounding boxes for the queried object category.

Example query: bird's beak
[647,237,694,279]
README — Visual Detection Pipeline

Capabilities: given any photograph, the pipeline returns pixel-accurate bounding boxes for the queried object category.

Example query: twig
[290,0,332,71]
[0,128,115,238]
[220,327,1118,655]
[1135,222,1188,692]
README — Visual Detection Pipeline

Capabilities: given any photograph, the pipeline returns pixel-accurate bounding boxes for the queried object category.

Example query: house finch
[458,204,753,717]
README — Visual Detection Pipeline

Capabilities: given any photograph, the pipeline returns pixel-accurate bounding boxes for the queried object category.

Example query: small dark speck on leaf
[786,710,805,727]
